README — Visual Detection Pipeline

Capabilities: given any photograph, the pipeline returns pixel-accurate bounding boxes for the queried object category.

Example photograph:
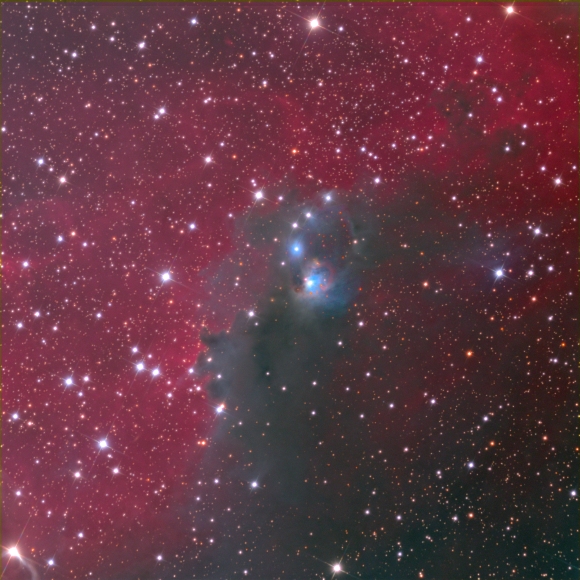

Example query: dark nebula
[2,3,578,580]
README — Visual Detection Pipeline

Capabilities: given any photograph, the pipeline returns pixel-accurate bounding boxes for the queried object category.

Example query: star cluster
[2,3,578,579]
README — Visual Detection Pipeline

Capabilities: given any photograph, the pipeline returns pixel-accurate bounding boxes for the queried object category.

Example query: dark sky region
[2,3,578,579]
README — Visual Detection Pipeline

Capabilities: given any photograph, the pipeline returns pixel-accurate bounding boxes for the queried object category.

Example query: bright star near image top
[98,439,108,449]
[161,272,171,282]
[310,18,319,28]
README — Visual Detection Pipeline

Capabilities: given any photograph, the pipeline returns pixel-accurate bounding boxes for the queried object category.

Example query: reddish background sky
[3,3,578,579]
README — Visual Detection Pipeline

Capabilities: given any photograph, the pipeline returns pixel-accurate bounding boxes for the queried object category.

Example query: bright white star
[310,18,319,28]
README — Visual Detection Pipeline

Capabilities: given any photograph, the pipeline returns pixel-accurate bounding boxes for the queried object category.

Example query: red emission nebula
[2,3,578,580]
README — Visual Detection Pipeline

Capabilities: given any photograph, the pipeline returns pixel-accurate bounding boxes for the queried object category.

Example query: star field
[2,3,578,579]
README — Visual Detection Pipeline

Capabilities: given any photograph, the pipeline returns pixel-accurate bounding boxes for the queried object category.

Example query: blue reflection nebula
[303,261,333,297]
